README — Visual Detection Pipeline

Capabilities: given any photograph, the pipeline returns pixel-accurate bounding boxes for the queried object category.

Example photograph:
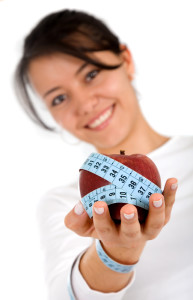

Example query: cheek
[100,72,130,98]
[50,110,75,131]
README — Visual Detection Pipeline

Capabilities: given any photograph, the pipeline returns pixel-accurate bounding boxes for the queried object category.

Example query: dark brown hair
[14,9,124,131]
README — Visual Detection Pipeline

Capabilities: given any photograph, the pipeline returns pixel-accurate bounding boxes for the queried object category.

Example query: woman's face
[28,49,141,151]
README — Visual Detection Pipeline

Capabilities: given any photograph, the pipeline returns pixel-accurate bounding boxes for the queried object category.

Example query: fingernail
[171,182,178,190]
[124,212,135,220]
[94,207,104,215]
[74,201,85,215]
[153,198,162,208]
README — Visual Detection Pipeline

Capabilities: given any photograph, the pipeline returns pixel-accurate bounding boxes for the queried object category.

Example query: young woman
[14,9,193,300]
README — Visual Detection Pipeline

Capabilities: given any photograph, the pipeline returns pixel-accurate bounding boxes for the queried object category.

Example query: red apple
[79,151,161,223]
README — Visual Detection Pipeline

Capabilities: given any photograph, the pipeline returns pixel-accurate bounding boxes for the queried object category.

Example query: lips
[85,104,115,130]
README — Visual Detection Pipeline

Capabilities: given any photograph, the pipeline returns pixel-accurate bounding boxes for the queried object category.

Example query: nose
[74,89,99,116]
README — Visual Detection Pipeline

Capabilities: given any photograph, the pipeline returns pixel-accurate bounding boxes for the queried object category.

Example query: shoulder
[149,135,193,159]
[148,135,193,188]
[160,135,193,163]
[163,135,193,152]
[170,135,193,158]
[175,135,193,148]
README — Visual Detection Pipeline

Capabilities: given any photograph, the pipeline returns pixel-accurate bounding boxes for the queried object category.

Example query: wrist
[79,241,134,293]
[101,240,145,265]
[96,239,138,273]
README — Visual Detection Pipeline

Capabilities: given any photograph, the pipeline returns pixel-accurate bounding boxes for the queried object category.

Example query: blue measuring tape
[95,239,137,273]
[80,153,162,217]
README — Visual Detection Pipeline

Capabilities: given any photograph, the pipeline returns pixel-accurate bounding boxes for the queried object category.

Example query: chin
[93,132,129,151]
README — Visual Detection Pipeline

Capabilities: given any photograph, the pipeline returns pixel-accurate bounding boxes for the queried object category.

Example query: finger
[120,204,141,242]
[64,201,94,236]
[162,178,178,224]
[92,201,118,244]
[143,193,165,239]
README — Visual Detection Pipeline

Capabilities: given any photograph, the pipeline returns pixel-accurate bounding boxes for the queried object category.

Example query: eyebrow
[75,62,88,75]
[43,62,88,98]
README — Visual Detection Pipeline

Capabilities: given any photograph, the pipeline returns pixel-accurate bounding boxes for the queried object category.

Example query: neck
[96,110,170,156]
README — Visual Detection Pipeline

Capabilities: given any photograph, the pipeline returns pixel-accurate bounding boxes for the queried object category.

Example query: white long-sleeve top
[37,135,193,300]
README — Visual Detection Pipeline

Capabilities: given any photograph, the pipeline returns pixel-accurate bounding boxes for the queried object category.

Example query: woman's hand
[64,177,178,264]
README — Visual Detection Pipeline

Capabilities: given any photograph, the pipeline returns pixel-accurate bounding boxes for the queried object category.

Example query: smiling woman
[27,49,146,154]
[14,8,193,300]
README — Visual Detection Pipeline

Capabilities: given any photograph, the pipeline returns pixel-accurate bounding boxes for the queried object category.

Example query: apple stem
[120,150,125,155]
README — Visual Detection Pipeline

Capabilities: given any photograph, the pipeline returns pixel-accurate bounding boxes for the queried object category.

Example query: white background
[0,0,193,299]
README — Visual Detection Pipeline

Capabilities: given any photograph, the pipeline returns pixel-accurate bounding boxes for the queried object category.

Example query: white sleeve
[36,184,135,300]
[71,251,136,300]
[36,184,93,300]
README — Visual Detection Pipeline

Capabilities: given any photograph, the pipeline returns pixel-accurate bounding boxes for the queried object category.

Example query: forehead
[28,53,83,77]
[27,53,83,93]
[28,50,121,74]
[27,51,121,94]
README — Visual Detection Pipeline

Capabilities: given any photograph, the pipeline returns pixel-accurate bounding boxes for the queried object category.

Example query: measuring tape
[80,153,162,217]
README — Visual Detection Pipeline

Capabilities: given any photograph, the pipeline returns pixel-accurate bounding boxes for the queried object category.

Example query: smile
[86,104,115,130]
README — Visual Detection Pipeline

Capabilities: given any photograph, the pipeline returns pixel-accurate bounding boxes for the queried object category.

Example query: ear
[119,44,135,81]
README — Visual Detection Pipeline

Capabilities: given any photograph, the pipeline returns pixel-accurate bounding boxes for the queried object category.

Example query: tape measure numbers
[80,153,162,218]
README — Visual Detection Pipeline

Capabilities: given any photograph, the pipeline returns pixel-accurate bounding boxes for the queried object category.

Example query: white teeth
[88,106,113,129]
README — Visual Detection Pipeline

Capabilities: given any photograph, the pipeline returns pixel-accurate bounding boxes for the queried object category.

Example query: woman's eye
[52,94,67,106]
[85,69,99,82]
